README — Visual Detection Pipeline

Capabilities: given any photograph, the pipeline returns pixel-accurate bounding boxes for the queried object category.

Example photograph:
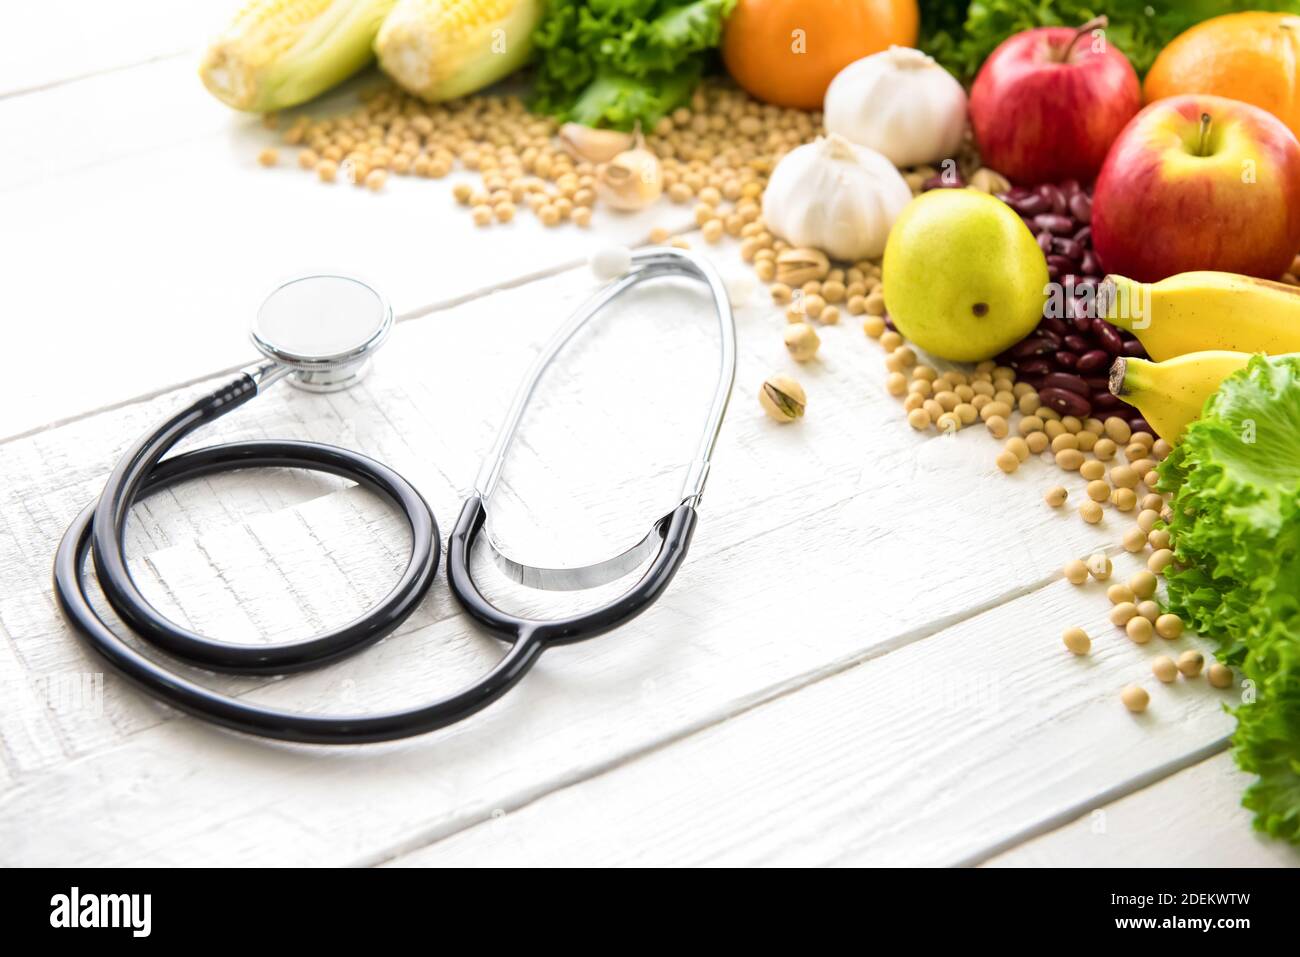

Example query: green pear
[883,189,1049,362]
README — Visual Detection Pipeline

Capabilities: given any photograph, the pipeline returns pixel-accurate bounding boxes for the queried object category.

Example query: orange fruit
[1144,12,1300,142]
[722,0,919,111]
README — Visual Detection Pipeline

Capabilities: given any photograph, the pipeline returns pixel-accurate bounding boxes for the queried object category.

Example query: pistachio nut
[759,374,807,423]
[969,167,1011,195]
[775,247,830,286]
[783,322,820,362]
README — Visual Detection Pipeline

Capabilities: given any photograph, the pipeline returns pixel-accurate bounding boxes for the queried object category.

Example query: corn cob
[375,0,544,102]
[200,0,397,112]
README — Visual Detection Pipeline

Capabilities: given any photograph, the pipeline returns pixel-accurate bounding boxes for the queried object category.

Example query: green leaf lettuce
[1159,355,1300,843]
[531,0,736,130]
[918,1,1300,82]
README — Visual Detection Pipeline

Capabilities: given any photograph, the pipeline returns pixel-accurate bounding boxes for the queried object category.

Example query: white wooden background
[1,2,1295,867]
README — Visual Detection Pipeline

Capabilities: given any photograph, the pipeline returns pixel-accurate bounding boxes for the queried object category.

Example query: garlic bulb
[762,134,912,262]
[825,46,968,168]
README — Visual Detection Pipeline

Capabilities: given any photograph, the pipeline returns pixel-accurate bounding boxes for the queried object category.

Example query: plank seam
[359,567,1069,867]
[0,49,193,102]
[956,735,1234,867]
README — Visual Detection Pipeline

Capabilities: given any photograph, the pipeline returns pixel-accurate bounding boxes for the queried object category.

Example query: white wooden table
[2,3,1294,868]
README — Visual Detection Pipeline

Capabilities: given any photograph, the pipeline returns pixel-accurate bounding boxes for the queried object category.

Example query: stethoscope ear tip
[589,245,633,282]
[250,274,393,392]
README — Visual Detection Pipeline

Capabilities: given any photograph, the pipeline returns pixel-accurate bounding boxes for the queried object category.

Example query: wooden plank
[0,1,228,98]
[0,249,1239,865]
[0,56,691,439]
[983,752,1299,867]
[380,567,1240,868]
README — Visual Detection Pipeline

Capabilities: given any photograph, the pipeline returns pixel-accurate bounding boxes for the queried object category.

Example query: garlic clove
[596,145,663,211]
[559,123,636,164]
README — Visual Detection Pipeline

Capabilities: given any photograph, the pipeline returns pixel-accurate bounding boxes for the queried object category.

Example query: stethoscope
[53,248,736,744]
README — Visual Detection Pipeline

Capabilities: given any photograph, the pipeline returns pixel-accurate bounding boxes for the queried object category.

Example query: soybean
[1126,615,1154,644]
[1107,584,1136,605]
[1129,570,1158,599]
[1064,559,1089,585]
[1152,656,1178,683]
[1062,627,1091,656]
[1177,650,1204,677]
[1155,613,1183,639]
[1121,685,1149,713]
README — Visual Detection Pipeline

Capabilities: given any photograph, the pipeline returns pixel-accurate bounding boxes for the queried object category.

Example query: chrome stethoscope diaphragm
[250,273,392,392]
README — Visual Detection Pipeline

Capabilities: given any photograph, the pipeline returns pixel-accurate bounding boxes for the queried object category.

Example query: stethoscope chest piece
[250,274,392,392]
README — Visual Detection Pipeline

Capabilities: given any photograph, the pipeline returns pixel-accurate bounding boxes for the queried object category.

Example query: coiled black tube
[51,373,537,744]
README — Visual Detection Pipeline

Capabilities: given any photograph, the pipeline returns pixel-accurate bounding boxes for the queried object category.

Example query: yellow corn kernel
[375,0,544,101]
[200,0,396,112]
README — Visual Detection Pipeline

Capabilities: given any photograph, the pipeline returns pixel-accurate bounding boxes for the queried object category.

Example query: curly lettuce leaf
[1159,355,1300,843]
[531,0,735,130]
[918,1,1300,82]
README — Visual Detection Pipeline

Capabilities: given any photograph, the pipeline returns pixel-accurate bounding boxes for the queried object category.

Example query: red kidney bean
[1040,316,1068,337]
[1011,193,1050,215]
[1038,184,1067,215]
[1038,387,1092,417]
[1052,238,1084,261]
[922,175,965,190]
[1011,336,1055,359]
[1091,391,1123,411]
[1092,318,1125,354]
[1129,417,1153,436]
[1034,213,1074,235]
[1042,371,1090,396]
[1076,349,1111,372]
[994,180,1158,434]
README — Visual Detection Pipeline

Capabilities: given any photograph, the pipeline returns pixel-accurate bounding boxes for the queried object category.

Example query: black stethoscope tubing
[52,371,542,744]
[52,249,734,745]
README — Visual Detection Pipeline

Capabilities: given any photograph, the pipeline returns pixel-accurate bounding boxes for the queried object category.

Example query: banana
[1101,271,1300,360]
[1109,351,1254,440]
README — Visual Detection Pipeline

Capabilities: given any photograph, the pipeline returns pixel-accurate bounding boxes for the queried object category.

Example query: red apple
[971,17,1140,184]
[1092,94,1300,282]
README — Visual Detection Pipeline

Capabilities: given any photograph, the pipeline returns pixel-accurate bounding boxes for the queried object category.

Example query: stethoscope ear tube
[447,495,699,649]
